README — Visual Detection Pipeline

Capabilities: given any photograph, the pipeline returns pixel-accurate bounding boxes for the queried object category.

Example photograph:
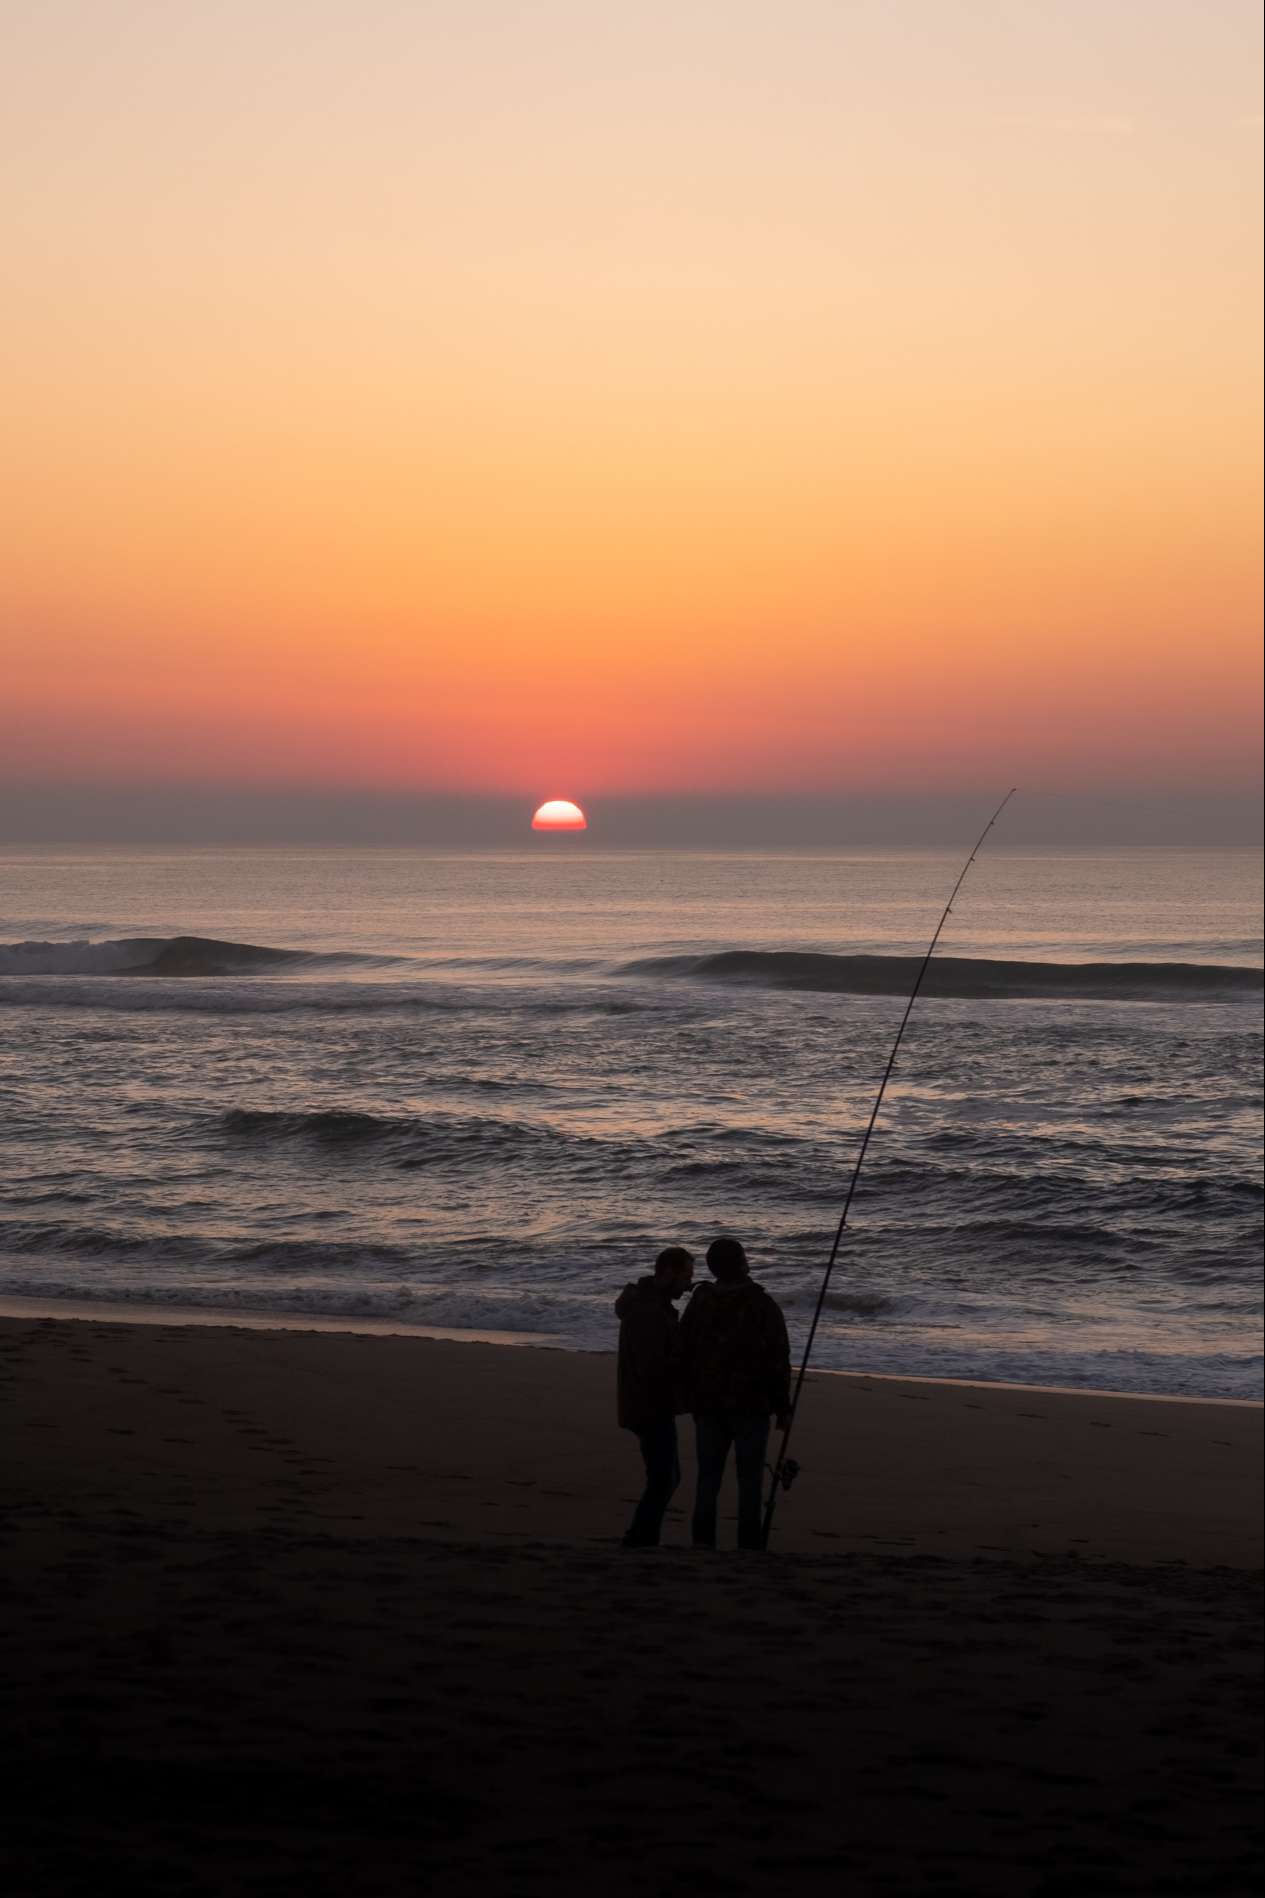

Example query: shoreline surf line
[1,1292,1259,1409]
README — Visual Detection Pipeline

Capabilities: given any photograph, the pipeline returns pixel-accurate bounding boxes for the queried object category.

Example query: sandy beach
[2,1312,1260,1897]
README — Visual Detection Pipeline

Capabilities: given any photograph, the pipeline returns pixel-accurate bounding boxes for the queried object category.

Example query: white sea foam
[0,1269,611,1339]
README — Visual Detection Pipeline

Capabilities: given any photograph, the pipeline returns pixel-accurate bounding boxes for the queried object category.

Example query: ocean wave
[0,934,396,978]
[897,1217,1153,1251]
[0,1271,600,1337]
[215,1105,573,1167]
[659,1156,846,1202]
[0,1220,187,1261]
[0,980,475,1015]
[0,1219,433,1272]
[0,970,657,1018]
[8,934,1259,1005]
[621,949,1263,1002]
[801,1289,894,1317]
[222,1107,432,1144]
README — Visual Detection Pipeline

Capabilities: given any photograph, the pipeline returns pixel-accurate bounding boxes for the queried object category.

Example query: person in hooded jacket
[678,1236,791,1550]
[614,1246,695,1548]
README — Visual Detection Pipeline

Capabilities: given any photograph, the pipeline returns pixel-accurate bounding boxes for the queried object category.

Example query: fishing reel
[768,1456,800,1492]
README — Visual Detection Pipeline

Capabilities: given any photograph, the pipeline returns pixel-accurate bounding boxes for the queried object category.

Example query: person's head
[654,1245,695,1298]
[705,1237,749,1283]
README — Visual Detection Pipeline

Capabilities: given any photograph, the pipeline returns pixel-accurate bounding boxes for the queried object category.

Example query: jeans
[692,1411,771,1550]
[623,1417,681,1546]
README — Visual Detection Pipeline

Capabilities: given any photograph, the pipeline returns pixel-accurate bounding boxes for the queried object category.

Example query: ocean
[1,843,1261,1399]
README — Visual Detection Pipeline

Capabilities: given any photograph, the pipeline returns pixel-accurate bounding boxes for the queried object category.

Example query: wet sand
[2,1315,1261,1895]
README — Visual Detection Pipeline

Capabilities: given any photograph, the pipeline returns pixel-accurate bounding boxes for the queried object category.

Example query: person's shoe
[621,1535,658,1549]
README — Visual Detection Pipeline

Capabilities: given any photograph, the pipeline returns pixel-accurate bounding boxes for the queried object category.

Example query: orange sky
[3,2,1261,800]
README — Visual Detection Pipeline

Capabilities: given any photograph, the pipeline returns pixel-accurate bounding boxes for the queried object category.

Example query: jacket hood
[693,1276,770,1300]
[615,1275,665,1318]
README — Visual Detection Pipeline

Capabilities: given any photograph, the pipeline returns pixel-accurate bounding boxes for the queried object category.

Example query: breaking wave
[0,935,398,978]
[0,1267,598,1338]
[622,950,1263,1002]
[6,936,1259,1008]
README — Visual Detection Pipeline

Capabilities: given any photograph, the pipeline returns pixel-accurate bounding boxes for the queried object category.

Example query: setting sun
[531,800,588,832]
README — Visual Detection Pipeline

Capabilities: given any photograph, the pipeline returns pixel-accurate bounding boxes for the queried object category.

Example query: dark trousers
[692,1411,771,1550]
[623,1417,680,1546]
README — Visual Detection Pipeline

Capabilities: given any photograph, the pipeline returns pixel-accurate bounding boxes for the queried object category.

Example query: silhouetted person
[679,1237,790,1551]
[615,1246,695,1547]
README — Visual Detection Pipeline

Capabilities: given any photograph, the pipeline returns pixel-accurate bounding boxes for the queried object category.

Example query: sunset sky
[3,1,1261,834]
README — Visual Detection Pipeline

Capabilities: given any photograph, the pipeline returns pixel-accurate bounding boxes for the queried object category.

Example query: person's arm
[623,1309,671,1425]
[674,1294,700,1412]
[766,1299,792,1420]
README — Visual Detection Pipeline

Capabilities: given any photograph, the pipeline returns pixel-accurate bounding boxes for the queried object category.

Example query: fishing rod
[760,788,1016,1550]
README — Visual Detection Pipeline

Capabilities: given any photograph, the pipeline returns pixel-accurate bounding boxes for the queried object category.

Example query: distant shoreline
[2,1290,1258,1409]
